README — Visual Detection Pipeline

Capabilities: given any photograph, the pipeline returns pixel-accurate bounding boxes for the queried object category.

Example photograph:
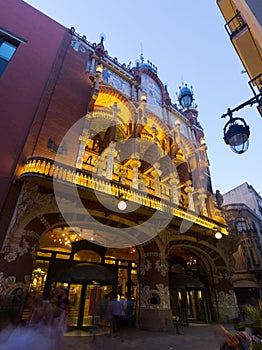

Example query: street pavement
[64,323,236,350]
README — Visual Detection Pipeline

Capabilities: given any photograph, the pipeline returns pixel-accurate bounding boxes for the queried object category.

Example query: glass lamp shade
[117,200,127,211]
[180,94,193,108]
[215,231,222,240]
[178,86,193,108]
[223,118,250,154]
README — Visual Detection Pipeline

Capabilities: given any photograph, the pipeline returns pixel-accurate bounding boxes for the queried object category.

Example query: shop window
[0,27,25,76]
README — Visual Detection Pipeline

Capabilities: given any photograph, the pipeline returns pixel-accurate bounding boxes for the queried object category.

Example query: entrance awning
[170,274,205,289]
[61,263,117,285]
[234,280,258,288]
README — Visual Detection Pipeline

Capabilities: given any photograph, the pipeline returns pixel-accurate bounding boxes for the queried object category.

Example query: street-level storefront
[23,237,137,329]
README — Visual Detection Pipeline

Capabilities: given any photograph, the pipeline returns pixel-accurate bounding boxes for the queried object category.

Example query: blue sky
[24,0,262,196]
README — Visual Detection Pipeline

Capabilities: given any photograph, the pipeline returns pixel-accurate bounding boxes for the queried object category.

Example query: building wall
[0,0,66,212]
[217,0,262,90]
[223,182,262,220]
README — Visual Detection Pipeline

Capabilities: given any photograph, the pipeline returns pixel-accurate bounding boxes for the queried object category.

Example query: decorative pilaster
[130,156,141,189]
[169,177,180,205]
[174,119,181,146]
[76,129,90,169]
[151,163,162,197]
[213,269,239,322]
[184,181,195,211]
[198,189,208,216]
[137,241,173,331]
[103,142,118,180]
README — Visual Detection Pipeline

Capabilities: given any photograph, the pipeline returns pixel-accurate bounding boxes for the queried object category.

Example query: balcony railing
[20,157,227,234]
[225,11,247,38]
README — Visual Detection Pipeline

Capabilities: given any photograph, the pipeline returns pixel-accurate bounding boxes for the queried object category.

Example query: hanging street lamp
[221,91,262,154]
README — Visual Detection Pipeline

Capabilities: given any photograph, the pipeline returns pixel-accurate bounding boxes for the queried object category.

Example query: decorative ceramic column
[118,165,128,185]
[137,240,173,331]
[130,156,141,189]
[96,156,105,177]
[76,129,90,169]
[184,181,195,211]
[90,54,97,74]
[174,119,181,146]
[151,163,162,197]
[103,142,118,180]
[169,177,180,205]
[198,188,208,216]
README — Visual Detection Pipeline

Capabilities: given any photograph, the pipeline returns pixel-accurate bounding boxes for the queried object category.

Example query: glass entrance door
[67,284,113,329]
[170,288,209,325]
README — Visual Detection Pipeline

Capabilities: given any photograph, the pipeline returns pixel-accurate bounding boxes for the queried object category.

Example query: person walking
[217,325,252,350]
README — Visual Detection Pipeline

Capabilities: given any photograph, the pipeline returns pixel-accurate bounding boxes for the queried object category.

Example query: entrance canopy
[60,263,117,285]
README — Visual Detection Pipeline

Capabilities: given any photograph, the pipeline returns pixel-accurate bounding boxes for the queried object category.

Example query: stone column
[212,269,239,323]
[137,241,173,331]
[184,181,195,212]
[169,177,180,205]
[76,129,90,169]
[174,119,181,146]
[104,142,118,180]
[0,230,39,328]
[198,189,208,216]
[130,157,141,189]
[151,163,162,197]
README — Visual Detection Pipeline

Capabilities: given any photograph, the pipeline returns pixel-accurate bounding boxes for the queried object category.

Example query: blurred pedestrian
[216,325,252,350]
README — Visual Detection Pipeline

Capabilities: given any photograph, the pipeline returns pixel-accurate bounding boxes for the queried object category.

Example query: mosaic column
[212,269,239,323]
[0,227,39,327]
[130,157,141,189]
[151,163,162,197]
[103,142,118,180]
[184,181,195,212]
[76,129,90,169]
[169,177,180,205]
[137,241,173,331]
[198,189,208,216]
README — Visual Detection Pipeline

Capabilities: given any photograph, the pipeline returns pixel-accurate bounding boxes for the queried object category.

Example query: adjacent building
[217,0,262,103]
[223,183,262,309]
[0,0,240,331]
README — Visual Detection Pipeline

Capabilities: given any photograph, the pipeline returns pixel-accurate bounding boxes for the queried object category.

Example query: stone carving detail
[155,259,169,276]
[0,272,30,310]
[217,290,237,308]
[139,259,152,276]
[3,238,30,262]
[3,182,55,250]
[213,269,231,284]
[140,283,170,309]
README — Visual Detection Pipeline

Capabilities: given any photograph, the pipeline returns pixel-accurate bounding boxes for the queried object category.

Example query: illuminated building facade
[0,0,239,330]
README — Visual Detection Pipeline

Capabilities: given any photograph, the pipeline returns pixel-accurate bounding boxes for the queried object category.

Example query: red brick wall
[0,0,66,210]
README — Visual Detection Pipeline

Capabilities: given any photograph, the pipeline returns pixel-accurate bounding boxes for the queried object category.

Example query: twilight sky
[23,0,262,196]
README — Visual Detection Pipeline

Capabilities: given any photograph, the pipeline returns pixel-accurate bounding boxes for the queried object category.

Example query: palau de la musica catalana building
[0,0,240,331]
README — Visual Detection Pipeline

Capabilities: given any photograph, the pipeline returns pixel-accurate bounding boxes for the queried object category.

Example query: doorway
[68,283,113,329]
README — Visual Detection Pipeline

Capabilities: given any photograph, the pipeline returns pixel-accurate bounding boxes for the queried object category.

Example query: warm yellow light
[140,93,147,102]
[200,138,206,146]
[96,64,103,74]
[215,231,222,240]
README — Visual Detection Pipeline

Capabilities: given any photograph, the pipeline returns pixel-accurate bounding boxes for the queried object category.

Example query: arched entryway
[168,252,212,325]
[23,229,138,329]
